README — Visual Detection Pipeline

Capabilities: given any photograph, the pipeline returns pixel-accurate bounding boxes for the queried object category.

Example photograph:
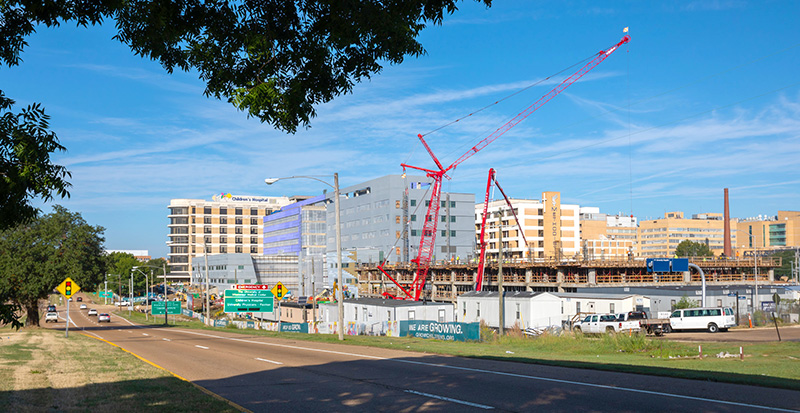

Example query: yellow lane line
[81,333,252,413]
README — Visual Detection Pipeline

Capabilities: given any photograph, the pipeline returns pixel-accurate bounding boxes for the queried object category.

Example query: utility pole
[498,223,504,336]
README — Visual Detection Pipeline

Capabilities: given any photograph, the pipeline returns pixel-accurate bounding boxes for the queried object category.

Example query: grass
[112,310,800,391]
[0,327,240,412]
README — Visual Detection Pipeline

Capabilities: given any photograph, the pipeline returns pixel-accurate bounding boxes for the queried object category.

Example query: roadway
[44,296,800,412]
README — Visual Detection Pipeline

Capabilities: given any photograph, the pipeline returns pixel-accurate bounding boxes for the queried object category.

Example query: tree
[105,252,141,298]
[1,0,492,133]
[769,250,797,281]
[0,206,105,327]
[674,240,714,258]
[673,295,698,310]
[0,91,71,230]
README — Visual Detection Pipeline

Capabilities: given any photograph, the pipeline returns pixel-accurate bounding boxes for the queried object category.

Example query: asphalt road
[44,296,800,412]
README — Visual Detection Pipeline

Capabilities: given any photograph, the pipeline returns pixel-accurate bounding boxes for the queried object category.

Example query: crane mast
[378,35,630,300]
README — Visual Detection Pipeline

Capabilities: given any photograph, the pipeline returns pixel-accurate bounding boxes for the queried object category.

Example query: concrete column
[588,268,596,285]
[683,271,691,283]
[557,269,565,293]
[525,268,533,291]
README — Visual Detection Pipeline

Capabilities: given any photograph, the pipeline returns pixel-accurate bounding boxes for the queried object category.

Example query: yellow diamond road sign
[56,277,81,298]
[271,282,287,300]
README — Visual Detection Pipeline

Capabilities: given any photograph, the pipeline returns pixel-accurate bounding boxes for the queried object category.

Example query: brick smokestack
[723,188,732,257]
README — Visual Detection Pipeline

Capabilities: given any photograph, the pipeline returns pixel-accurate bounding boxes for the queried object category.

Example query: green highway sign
[151,301,181,315]
[99,291,113,298]
[224,289,274,313]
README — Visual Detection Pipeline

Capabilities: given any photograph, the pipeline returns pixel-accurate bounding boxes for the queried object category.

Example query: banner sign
[399,321,479,342]
[280,322,309,333]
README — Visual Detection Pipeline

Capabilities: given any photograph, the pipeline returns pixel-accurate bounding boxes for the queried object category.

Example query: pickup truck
[616,311,670,336]
[573,314,620,334]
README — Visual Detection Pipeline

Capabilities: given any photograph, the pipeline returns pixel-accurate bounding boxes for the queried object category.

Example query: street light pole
[734,229,758,314]
[265,173,345,341]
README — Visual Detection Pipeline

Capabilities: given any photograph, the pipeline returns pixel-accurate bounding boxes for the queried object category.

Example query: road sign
[646,258,689,273]
[151,301,181,315]
[224,289,274,313]
[99,291,113,298]
[271,282,287,300]
[56,277,81,299]
[235,284,269,290]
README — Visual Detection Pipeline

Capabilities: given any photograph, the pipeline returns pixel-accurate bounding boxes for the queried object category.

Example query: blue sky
[3,1,799,258]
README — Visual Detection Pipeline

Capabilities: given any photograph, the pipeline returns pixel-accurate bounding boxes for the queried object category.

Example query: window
[476,302,480,317]
[438,309,445,322]
[441,215,447,222]
[235,207,242,215]
[410,199,416,207]
[220,216,227,224]
[610,303,615,313]
[235,227,243,234]
[235,217,243,225]
[204,206,211,214]
[204,226,211,234]
[220,227,227,234]
[450,201,456,207]
[235,236,242,244]
[717,299,722,307]
[204,217,211,224]
[235,246,242,253]
[451,231,456,237]
[250,246,258,253]
[220,236,227,243]
[396,215,401,224]
[450,216,456,223]
[363,308,368,321]
[395,200,401,208]
[424,200,430,207]
[250,227,257,234]
[388,311,392,321]
[462,302,467,317]
[251,208,258,216]
[220,245,227,253]
[250,237,257,244]
[251,218,259,225]
[408,310,415,320]
[411,230,419,236]
[576,302,581,313]
[354,308,358,320]
[220,207,227,215]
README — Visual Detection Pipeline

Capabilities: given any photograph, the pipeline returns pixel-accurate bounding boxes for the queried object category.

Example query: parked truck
[617,311,670,336]
[573,314,629,334]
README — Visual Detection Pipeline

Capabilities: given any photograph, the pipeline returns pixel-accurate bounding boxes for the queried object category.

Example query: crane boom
[378,35,630,300]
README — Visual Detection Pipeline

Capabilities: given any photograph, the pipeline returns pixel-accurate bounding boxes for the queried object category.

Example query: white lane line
[405,390,493,410]
[163,338,171,342]
[170,329,796,412]
[195,345,209,350]
[255,357,283,365]
[142,333,149,336]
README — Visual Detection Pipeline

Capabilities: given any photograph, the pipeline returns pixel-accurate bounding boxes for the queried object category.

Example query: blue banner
[399,321,479,341]
[280,322,309,333]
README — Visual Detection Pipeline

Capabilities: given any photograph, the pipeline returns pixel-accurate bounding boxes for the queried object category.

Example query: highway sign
[151,301,181,315]
[271,282,287,300]
[56,278,81,299]
[224,289,274,313]
[235,284,269,290]
[99,291,113,298]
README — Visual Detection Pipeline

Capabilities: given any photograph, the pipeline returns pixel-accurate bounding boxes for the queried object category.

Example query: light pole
[194,240,211,325]
[266,173,344,341]
[132,267,150,321]
[734,229,759,314]
[133,264,169,326]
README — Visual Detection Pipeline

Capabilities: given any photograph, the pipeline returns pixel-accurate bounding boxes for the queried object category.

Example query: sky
[3,1,799,259]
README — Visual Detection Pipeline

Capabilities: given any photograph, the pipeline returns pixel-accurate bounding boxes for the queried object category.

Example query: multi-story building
[326,174,475,274]
[637,211,734,257]
[734,210,800,256]
[167,194,292,282]
[579,208,637,260]
[475,191,580,261]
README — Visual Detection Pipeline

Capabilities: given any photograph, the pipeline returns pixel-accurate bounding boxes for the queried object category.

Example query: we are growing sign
[399,321,479,341]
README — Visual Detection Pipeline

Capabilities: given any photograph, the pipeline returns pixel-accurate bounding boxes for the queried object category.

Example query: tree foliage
[1,0,492,133]
[0,206,105,327]
[674,240,714,258]
[673,295,699,310]
[104,254,171,298]
[0,91,71,230]
[769,249,798,281]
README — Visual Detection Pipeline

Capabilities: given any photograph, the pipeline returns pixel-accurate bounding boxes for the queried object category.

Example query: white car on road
[98,313,111,323]
[79,304,87,310]
[88,309,98,316]
[45,312,59,323]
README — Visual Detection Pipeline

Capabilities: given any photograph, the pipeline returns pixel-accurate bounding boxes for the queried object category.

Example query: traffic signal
[65,281,72,296]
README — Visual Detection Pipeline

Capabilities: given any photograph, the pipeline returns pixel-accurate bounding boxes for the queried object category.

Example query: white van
[669,307,736,333]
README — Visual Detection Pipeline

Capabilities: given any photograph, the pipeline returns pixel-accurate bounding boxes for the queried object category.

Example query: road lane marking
[163,338,171,342]
[405,390,493,409]
[142,333,149,336]
[255,357,283,365]
[80,333,252,413]
[195,345,209,350]
[170,329,797,412]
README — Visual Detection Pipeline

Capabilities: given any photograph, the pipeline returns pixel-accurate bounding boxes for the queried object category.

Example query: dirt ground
[662,324,800,342]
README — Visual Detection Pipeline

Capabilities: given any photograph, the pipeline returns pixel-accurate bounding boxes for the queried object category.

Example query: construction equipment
[475,168,529,291]
[378,35,631,301]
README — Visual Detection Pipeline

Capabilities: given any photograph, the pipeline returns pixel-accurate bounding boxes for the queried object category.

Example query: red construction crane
[475,168,528,291]
[378,35,630,301]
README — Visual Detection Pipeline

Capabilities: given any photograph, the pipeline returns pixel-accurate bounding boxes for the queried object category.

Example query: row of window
[203,226,256,234]
[201,217,260,225]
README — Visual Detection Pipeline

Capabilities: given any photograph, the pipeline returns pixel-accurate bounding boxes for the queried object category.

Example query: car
[98,313,111,323]
[76,297,82,302]
[88,309,98,316]
[79,304,87,310]
[45,312,59,323]
[47,305,56,312]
